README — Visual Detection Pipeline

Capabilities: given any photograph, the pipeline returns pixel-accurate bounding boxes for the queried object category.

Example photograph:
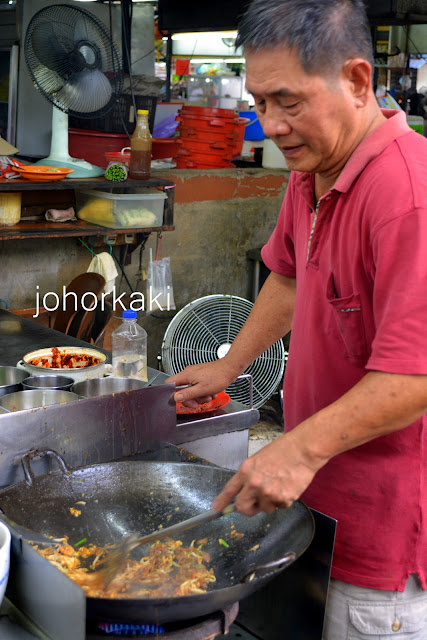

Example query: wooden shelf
[0,175,175,191]
[0,175,175,240]
[0,219,174,240]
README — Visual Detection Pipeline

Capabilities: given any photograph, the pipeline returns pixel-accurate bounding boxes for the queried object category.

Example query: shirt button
[392,620,402,632]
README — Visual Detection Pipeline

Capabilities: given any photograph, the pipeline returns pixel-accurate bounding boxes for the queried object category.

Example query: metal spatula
[97,503,236,588]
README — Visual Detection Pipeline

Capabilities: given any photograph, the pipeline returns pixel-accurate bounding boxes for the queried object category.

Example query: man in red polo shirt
[167,0,427,636]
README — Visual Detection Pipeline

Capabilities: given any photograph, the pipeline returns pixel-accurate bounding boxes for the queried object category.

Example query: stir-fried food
[32,537,216,599]
[28,347,102,369]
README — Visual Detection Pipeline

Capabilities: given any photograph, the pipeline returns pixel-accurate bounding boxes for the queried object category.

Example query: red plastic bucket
[232,117,250,156]
[176,138,234,159]
[176,114,237,132]
[178,125,236,142]
[175,157,234,169]
[175,147,234,163]
[69,129,129,167]
[180,105,237,119]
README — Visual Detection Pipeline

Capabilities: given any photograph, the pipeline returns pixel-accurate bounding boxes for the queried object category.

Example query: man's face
[245,47,357,175]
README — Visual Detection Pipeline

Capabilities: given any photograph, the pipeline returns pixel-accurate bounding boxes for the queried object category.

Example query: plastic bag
[105,161,128,182]
[147,246,176,313]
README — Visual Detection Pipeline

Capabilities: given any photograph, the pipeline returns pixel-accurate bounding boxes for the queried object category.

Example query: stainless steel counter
[0,309,260,476]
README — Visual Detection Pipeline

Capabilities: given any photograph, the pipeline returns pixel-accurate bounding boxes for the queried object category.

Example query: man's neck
[314,105,387,200]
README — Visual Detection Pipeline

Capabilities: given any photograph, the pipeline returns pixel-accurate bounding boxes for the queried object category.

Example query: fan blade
[54,69,113,114]
[30,21,75,77]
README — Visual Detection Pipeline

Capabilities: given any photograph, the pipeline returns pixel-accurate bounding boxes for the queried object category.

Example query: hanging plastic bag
[147,239,176,314]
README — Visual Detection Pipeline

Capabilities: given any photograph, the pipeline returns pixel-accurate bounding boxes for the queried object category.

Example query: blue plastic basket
[239,110,265,140]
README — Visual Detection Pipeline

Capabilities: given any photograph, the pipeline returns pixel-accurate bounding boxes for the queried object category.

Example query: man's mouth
[280,144,304,157]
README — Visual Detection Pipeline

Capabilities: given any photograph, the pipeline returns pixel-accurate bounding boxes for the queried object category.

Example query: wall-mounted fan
[24,3,123,177]
[162,295,287,409]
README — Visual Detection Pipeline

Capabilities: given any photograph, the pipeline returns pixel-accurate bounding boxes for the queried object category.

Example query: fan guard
[162,295,286,409]
[25,3,122,118]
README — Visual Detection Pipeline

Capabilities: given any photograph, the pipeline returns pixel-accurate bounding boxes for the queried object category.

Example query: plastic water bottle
[112,309,147,381]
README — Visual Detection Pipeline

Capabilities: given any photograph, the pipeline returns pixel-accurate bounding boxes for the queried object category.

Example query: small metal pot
[22,375,74,392]
[73,376,148,398]
[0,366,29,398]
[19,346,107,382]
[0,390,81,412]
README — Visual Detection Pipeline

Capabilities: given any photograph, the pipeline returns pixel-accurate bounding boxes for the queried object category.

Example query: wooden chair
[52,272,106,340]
[87,300,114,348]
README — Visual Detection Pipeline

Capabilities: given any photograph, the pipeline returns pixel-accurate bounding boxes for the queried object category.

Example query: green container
[407,116,424,135]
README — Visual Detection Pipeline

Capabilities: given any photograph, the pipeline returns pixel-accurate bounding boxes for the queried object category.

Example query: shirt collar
[294,109,411,199]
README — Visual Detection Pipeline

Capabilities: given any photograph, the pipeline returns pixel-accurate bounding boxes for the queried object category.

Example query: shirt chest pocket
[326,272,367,362]
[348,598,427,638]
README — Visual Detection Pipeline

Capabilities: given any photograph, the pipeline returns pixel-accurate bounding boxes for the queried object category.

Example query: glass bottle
[112,309,148,381]
[129,109,152,180]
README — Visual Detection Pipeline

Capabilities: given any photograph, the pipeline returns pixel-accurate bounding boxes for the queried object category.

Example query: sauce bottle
[129,109,152,180]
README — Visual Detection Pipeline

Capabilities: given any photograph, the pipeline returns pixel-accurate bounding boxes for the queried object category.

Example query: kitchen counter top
[0,309,259,476]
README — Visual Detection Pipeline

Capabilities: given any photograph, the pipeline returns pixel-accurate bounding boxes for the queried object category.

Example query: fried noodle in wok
[31,537,216,599]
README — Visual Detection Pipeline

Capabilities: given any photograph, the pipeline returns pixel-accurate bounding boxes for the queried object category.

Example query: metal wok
[0,450,315,624]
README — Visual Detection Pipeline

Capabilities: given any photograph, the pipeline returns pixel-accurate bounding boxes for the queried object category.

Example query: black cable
[112,247,134,293]
[121,0,137,119]
[109,0,130,139]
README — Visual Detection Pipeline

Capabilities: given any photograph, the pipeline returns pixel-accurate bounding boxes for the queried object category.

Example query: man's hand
[165,359,239,409]
[212,430,319,515]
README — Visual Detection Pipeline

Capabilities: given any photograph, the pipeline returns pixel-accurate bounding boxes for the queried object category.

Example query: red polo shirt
[262,110,427,591]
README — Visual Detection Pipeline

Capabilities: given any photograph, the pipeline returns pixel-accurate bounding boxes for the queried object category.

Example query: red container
[175,157,234,169]
[176,138,234,159]
[180,105,237,119]
[152,137,179,160]
[176,114,237,133]
[104,149,131,166]
[175,147,234,164]
[178,125,236,143]
[69,129,129,168]
[232,117,249,156]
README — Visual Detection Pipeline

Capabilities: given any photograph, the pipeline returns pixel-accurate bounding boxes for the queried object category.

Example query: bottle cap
[123,309,137,319]
[137,109,149,115]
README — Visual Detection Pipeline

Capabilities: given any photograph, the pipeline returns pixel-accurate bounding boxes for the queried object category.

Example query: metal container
[22,375,74,391]
[0,366,29,398]
[0,390,81,412]
[73,376,148,398]
[19,346,107,382]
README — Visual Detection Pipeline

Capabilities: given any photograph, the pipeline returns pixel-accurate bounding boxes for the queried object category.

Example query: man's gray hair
[236,0,374,75]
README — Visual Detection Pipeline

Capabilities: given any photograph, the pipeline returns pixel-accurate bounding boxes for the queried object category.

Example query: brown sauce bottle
[129,109,152,180]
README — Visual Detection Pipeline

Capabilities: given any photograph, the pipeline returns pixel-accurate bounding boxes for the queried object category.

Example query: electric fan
[162,295,287,409]
[24,4,123,178]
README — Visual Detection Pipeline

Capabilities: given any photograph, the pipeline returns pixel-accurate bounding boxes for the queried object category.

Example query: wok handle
[21,448,69,486]
[241,551,297,583]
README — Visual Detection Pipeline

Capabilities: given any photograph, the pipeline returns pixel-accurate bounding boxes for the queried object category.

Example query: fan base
[34,156,104,178]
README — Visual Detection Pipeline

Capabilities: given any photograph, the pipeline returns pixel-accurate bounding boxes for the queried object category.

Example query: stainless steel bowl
[22,375,74,391]
[72,377,148,398]
[0,366,29,398]
[0,390,81,412]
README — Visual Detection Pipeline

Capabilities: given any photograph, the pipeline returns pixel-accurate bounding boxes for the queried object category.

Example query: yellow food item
[32,536,215,599]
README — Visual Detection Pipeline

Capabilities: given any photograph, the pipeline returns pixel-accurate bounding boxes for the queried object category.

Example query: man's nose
[260,107,292,139]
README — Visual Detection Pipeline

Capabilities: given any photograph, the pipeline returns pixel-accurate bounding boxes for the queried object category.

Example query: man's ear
[342,58,372,107]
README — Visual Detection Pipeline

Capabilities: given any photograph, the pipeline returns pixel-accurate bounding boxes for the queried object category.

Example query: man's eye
[284,102,300,110]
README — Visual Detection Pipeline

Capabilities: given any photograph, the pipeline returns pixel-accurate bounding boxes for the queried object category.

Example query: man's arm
[166,272,296,406]
[213,369,427,515]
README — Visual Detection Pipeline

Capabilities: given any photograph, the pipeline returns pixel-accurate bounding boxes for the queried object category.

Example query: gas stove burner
[97,622,165,636]
[87,603,239,639]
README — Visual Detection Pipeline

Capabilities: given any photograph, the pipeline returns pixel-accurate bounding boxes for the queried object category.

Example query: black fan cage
[162,295,286,409]
[25,3,123,118]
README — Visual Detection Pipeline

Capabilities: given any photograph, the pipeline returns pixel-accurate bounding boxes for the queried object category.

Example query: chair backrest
[89,300,114,348]
[53,272,106,340]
